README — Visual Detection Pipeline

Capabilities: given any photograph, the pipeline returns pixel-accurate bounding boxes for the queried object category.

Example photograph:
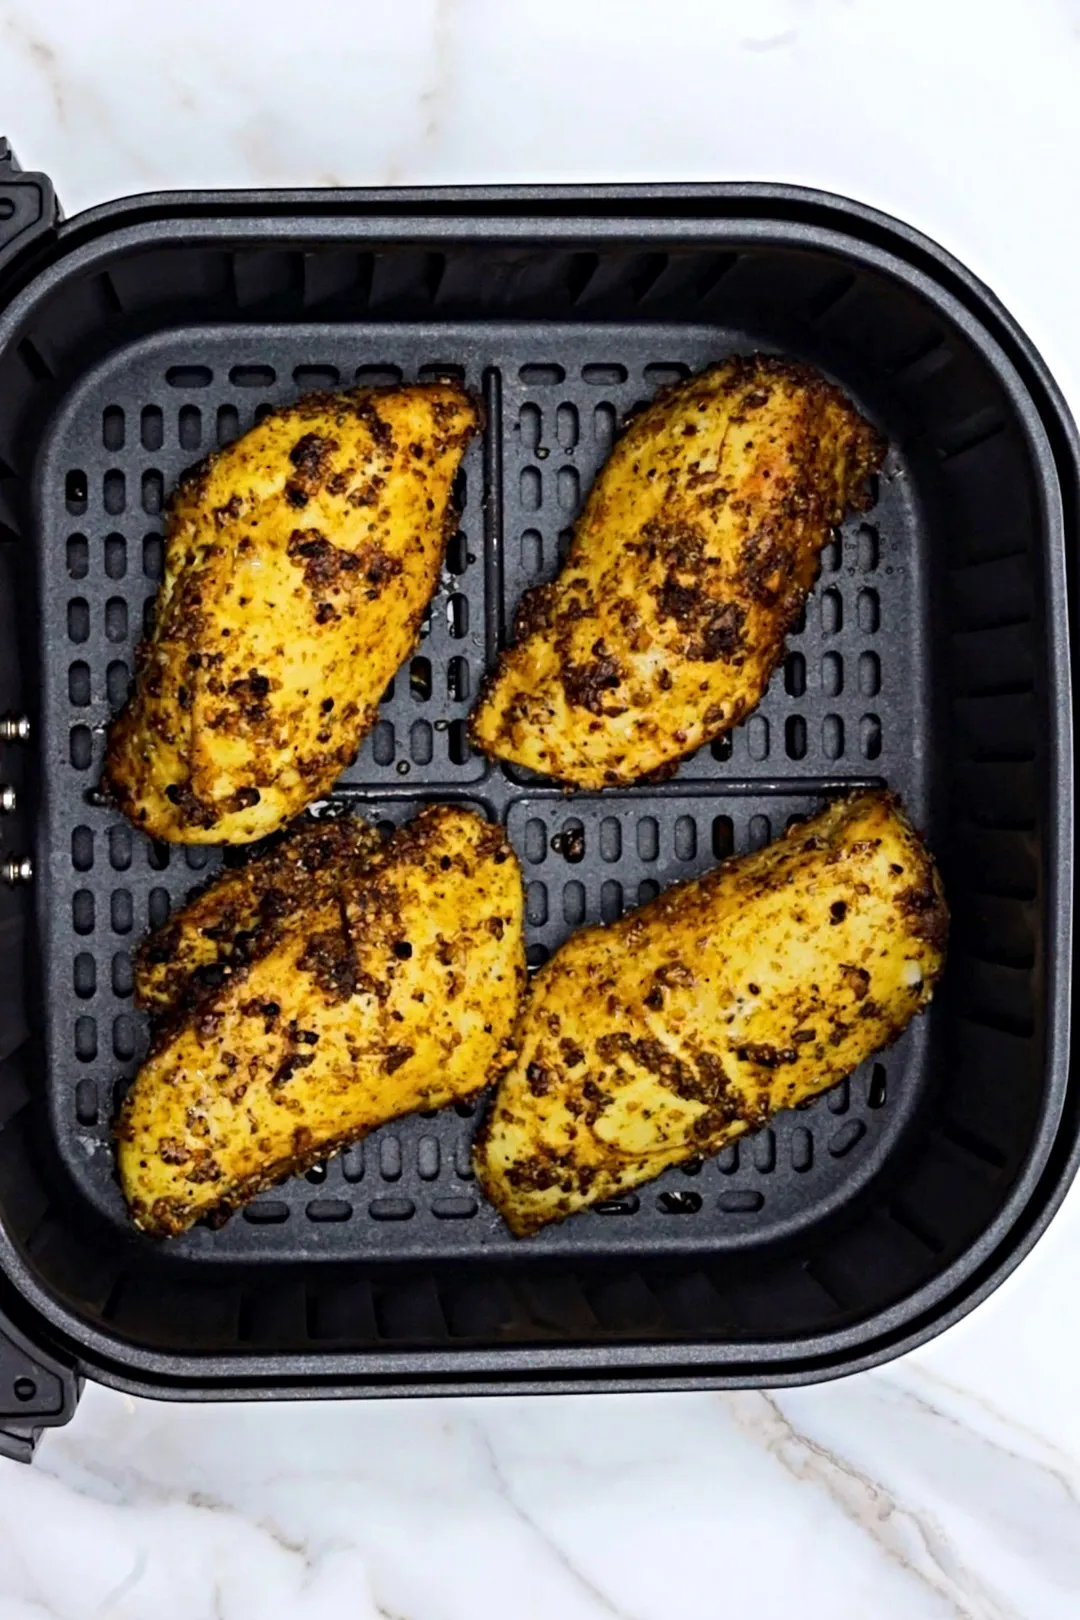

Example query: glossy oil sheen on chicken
[475,792,947,1237]
[469,356,885,787]
[105,382,479,843]
[118,806,525,1237]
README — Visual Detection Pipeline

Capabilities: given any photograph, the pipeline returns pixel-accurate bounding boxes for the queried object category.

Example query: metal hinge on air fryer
[0,138,60,284]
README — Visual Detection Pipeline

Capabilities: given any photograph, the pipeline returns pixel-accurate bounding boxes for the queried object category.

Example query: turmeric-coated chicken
[118,805,525,1237]
[470,356,884,786]
[134,815,382,1019]
[476,791,946,1236]
[106,382,479,843]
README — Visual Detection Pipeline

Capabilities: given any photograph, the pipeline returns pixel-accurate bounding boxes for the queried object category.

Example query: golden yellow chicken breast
[476,791,946,1236]
[470,355,884,786]
[134,815,382,1018]
[118,805,525,1237]
[106,382,479,843]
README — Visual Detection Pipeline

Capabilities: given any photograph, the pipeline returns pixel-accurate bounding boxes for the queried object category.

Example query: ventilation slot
[68,662,90,707]
[140,405,163,450]
[600,818,621,862]
[66,535,88,578]
[448,721,469,765]
[520,466,541,510]
[69,727,92,770]
[747,716,769,761]
[718,1190,764,1214]
[829,1120,866,1157]
[143,535,163,579]
[519,363,565,386]
[674,816,697,861]
[142,470,163,514]
[179,405,202,449]
[293,365,340,388]
[859,652,881,697]
[409,657,431,700]
[230,364,276,388]
[167,365,212,388]
[71,827,94,872]
[65,470,87,515]
[785,716,807,760]
[355,364,402,386]
[75,1077,98,1125]
[105,598,128,643]
[445,532,469,575]
[712,817,734,860]
[106,661,129,708]
[636,818,658,862]
[785,652,806,697]
[526,883,548,926]
[447,595,469,638]
[372,722,394,767]
[556,403,579,449]
[594,402,617,447]
[583,363,628,385]
[868,1064,888,1109]
[658,1190,702,1215]
[370,1198,415,1222]
[104,533,126,579]
[102,406,125,450]
[217,404,240,445]
[447,657,469,703]
[822,651,844,697]
[432,1197,477,1220]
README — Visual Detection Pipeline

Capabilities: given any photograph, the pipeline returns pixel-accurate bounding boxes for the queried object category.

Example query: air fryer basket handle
[0,138,60,288]
[0,137,75,1464]
[0,1302,81,1463]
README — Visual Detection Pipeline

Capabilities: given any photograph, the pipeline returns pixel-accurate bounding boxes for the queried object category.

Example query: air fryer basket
[0,144,1074,1457]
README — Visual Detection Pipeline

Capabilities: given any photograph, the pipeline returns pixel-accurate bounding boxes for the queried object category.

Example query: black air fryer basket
[0,140,1074,1459]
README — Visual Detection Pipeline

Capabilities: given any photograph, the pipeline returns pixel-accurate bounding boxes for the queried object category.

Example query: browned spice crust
[468,353,886,787]
[103,381,480,841]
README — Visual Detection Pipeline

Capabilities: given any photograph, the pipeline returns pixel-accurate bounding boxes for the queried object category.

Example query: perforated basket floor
[37,321,932,1262]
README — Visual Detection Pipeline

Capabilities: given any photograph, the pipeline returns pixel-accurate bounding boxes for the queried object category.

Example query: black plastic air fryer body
[0,139,1074,1460]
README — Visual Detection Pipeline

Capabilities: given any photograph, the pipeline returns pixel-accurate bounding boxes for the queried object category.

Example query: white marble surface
[1,1,1080,1615]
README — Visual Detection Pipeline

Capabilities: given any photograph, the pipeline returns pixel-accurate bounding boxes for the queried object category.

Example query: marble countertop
[2,1,1080,1615]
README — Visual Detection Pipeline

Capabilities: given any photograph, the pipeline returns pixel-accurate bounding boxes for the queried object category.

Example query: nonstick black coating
[0,185,1070,1420]
[39,322,931,1263]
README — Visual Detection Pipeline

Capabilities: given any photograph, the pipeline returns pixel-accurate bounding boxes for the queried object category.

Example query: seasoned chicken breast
[470,356,884,786]
[118,806,525,1237]
[134,815,382,1018]
[106,382,479,843]
[476,791,946,1237]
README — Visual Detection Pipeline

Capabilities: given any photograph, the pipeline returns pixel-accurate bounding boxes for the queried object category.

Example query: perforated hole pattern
[39,324,930,1261]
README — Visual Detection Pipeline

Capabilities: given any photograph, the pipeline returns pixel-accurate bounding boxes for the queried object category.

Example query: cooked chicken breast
[476,791,946,1237]
[134,815,382,1018]
[106,382,479,843]
[118,806,524,1237]
[470,356,884,787]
